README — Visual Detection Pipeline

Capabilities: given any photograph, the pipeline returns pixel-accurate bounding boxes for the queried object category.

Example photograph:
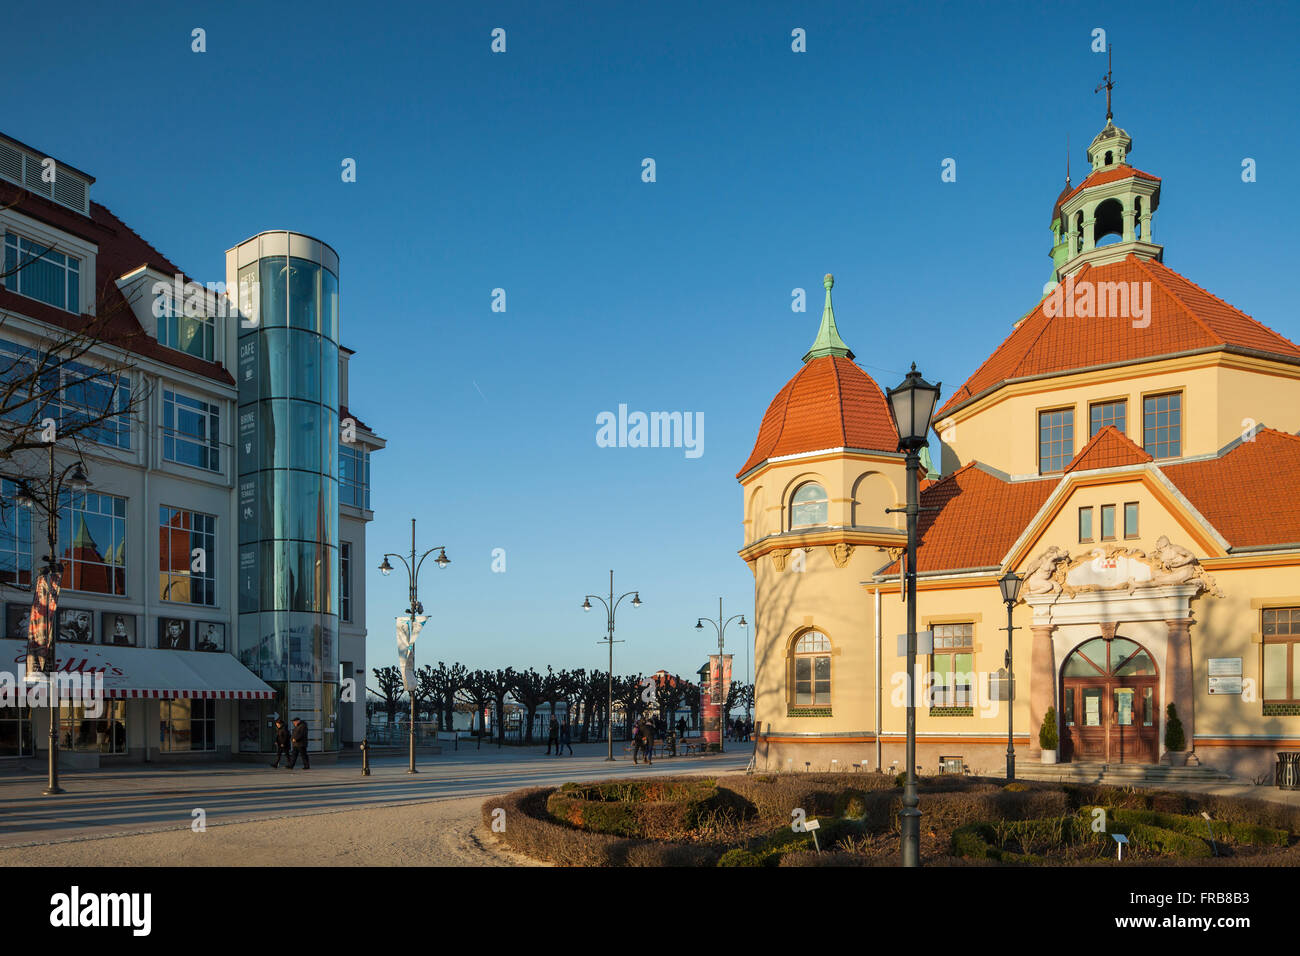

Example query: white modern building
[0,131,381,765]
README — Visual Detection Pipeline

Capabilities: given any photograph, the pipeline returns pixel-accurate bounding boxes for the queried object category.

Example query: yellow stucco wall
[938,355,1300,477]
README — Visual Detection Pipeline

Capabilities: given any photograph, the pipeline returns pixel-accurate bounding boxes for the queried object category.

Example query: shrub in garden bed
[546,777,752,841]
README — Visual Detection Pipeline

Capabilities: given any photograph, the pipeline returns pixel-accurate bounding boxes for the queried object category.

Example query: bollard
[361,737,371,776]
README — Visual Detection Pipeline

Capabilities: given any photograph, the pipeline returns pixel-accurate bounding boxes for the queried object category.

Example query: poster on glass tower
[25,567,62,681]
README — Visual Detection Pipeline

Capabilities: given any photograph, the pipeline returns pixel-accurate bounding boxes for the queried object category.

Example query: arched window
[1074,210,1084,253]
[1134,197,1143,239]
[790,482,828,529]
[1093,198,1124,246]
[792,631,831,705]
[1104,150,1114,166]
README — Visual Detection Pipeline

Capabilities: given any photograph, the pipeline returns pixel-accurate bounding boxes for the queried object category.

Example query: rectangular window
[59,701,127,754]
[163,389,221,471]
[1089,399,1127,437]
[57,491,126,595]
[340,541,352,623]
[0,339,130,448]
[0,704,34,756]
[157,293,216,362]
[160,698,216,753]
[54,360,132,449]
[1100,504,1116,540]
[1143,392,1182,459]
[1078,506,1094,543]
[0,478,32,587]
[1123,502,1139,538]
[1038,408,1074,474]
[1262,608,1300,704]
[159,506,217,606]
[2,232,80,312]
[931,623,974,708]
[339,445,371,509]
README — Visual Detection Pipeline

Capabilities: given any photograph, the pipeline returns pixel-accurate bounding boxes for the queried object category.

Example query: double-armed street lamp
[694,598,746,753]
[999,570,1024,781]
[379,518,449,774]
[11,441,92,797]
[582,570,641,761]
[885,362,942,869]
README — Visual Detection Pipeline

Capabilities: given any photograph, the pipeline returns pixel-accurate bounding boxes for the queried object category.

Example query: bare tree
[481,668,514,746]
[456,669,494,747]
[509,668,547,743]
[368,666,405,725]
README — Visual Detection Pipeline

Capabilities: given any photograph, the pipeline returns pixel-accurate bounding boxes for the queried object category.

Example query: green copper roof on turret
[802,273,855,363]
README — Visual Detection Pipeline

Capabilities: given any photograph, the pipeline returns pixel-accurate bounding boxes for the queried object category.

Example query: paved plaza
[0,741,752,864]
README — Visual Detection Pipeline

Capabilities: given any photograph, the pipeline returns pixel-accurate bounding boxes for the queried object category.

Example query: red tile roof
[0,182,234,385]
[879,429,1300,575]
[737,355,899,477]
[1058,164,1161,212]
[1160,429,1300,548]
[1064,425,1153,473]
[938,255,1300,417]
[882,463,1056,573]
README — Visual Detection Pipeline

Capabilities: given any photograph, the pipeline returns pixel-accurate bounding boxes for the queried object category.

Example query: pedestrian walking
[676,717,686,740]
[559,720,573,756]
[270,719,291,768]
[546,716,559,755]
[632,719,646,765]
[642,718,655,765]
[286,717,310,769]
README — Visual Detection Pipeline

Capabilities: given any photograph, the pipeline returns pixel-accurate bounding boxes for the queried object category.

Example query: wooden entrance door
[1059,637,1159,764]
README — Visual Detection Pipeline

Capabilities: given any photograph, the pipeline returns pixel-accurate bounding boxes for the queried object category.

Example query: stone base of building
[755,737,1030,777]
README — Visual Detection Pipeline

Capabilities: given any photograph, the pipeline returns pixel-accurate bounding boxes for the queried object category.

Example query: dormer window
[157,292,215,361]
[2,232,80,313]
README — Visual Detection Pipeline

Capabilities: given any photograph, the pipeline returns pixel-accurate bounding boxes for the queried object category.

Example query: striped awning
[2,640,275,700]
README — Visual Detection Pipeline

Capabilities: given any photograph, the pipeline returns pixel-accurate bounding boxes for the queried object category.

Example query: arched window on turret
[1134,197,1143,239]
[1104,150,1114,166]
[789,482,828,529]
[1093,198,1124,247]
[1074,211,1084,254]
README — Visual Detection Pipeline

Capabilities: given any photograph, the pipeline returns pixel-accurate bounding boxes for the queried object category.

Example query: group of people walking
[270,717,311,769]
[545,716,574,756]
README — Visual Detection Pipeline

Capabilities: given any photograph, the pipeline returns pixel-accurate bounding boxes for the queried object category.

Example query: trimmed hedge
[1107,807,1289,847]
[546,777,752,840]
[481,787,720,866]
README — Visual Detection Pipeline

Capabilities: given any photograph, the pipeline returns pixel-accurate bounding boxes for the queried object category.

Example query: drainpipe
[875,586,882,773]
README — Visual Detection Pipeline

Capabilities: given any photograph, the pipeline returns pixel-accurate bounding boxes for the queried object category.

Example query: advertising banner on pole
[25,567,62,682]
[709,654,733,705]
[396,615,428,694]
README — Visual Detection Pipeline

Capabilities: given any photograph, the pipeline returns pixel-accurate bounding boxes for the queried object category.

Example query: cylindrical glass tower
[229,232,340,753]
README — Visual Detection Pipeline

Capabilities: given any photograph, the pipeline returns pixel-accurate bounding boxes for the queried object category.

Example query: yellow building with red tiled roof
[741,118,1300,779]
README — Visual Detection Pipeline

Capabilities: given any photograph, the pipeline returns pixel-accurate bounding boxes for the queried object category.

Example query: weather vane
[1095,44,1114,122]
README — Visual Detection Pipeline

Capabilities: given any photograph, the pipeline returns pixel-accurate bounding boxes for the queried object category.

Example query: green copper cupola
[802,273,854,363]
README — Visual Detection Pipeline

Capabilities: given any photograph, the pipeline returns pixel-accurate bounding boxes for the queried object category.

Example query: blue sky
[7,1,1298,683]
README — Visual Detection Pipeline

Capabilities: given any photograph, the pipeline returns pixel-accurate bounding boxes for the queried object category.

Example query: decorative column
[1121,203,1136,242]
[1083,208,1097,251]
[1140,210,1153,244]
[1029,624,1056,758]
[1165,617,1197,765]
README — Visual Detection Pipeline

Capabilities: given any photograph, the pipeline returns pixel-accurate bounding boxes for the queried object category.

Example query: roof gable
[1065,425,1153,473]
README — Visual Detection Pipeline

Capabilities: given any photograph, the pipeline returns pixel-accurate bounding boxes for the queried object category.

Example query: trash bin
[1277,752,1300,791]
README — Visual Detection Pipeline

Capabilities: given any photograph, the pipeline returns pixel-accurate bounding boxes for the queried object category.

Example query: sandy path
[0,795,545,867]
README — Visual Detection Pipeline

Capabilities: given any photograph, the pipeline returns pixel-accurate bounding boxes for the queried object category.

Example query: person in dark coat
[546,716,559,755]
[286,717,310,769]
[270,719,291,768]
[632,718,647,765]
[676,717,686,739]
[558,720,573,756]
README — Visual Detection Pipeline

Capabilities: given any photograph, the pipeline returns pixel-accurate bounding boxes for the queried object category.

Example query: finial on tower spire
[802,273,854,363]
[1094,44,1114,123]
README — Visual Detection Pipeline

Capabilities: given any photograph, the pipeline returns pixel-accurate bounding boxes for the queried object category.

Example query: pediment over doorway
[1020,537,1222,602]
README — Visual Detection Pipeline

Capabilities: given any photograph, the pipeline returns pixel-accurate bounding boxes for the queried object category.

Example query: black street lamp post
[12,441,91,796]
[694,598,746,753]
[885,362,941,869]
[378,518,449,774]
[999,570,1024,781]
[582,570,641,761]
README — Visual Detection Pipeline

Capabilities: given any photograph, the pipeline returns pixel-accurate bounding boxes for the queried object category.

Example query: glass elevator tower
[228,232,340,753]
